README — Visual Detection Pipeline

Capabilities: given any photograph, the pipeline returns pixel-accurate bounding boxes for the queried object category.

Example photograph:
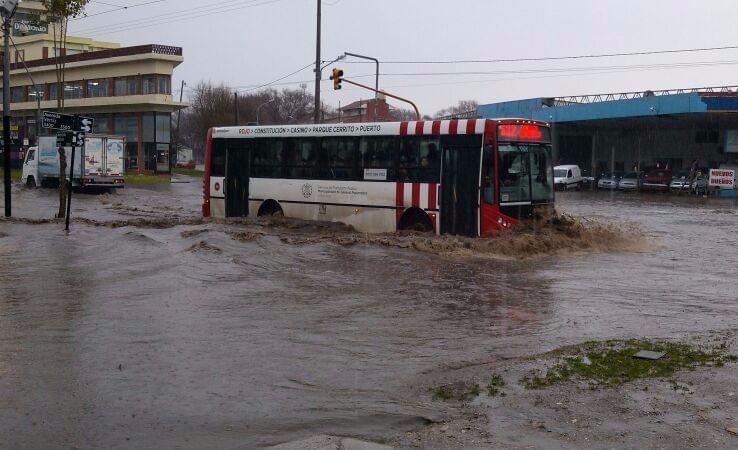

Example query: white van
[21,146,39,187]
[554,164,583,190]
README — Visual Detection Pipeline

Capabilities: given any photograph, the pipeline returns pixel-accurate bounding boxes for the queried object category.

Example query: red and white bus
[203,118,553,236]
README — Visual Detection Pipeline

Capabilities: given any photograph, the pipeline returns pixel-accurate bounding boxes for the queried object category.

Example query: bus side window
[482,146,495,204]
[285,139,317,179]
[360,137,394,180]
[251,139,283,178]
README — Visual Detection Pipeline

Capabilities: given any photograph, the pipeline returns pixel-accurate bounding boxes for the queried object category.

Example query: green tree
[40,0,90,218]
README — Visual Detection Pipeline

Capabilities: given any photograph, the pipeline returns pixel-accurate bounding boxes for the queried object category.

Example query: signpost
[42,112,94,230]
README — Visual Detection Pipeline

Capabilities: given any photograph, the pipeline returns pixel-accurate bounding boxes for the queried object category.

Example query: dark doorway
[440,137,481,236]
[225,145,250,217]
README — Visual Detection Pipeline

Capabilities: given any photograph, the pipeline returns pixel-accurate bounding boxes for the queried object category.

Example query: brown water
[1,179,737,448]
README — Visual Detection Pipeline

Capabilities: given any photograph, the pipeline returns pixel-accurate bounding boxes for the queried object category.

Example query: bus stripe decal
[420,183,429,208]
[400,122,408,136]
[449,120,459,135]
[423,121,434,135]
[432,121,441,135]
[457,119,467,134]
[412,183,421,207]
[428,183,437,209]
[404,183,413,206]
[415,121,424,135]
[396,182,404,222]
[466,119,477,135]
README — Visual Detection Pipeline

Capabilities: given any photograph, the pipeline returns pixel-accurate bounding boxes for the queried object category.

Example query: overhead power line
[238,62,316,92]
[216,58,738,93]
[78,0,171,20]
[342,44,738,65]
[73,0,289,35]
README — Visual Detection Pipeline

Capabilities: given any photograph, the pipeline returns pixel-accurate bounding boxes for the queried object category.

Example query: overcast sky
[69,0,738,115]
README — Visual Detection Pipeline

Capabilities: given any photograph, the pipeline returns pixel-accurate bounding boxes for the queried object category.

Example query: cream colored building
[1,1,186,172]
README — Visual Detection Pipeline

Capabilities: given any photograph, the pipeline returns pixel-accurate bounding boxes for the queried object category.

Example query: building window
[87,79,109,97]
[158,76,171,95]
[115,76,138,96]
[28,85,45,102]
[142,113,155,142]
[142,76,157,94]
[156,113,171,143]
[48,83,58,101]
[11,86,25,103]
[64,81,83,100]
[114,114,138,141]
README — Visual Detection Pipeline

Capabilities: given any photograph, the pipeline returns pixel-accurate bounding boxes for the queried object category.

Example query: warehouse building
[0,1,186,172]
[477,86,738,177]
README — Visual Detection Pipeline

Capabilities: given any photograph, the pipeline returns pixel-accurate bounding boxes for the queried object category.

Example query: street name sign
[42,111,94,133]
[56,131,85,147]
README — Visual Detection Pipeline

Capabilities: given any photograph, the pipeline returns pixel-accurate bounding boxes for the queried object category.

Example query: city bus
[202,118,553,237]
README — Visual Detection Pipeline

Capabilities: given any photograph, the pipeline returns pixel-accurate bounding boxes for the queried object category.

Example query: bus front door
[225,146,250,217]
[440,145,480,236]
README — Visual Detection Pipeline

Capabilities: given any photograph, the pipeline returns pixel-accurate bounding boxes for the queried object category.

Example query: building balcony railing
[4,44,183,72]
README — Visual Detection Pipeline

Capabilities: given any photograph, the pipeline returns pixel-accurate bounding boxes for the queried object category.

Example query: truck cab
[21,146,39,187]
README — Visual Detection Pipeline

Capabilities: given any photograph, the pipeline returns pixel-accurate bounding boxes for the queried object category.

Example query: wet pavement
[0,180,737,448]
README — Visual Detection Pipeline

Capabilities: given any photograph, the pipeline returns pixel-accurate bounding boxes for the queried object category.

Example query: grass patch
[0,168,22,181]
[487,374,507,397]
[124,173,171,185]
[431,381,480,401]
[173,168,204,178]
[521,339,736,389]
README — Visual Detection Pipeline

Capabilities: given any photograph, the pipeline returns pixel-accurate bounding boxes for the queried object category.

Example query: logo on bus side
[302,183,313,199]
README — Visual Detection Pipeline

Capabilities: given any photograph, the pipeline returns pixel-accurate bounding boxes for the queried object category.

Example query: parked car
[554,165,583,190]
[618,172,643,191]
[176,160,196,169]
[642,168,673,192]
[597,171,623,190]
[671,171,708,194]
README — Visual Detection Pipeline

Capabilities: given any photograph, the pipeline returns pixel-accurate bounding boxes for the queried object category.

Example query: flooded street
[1,180,737,448]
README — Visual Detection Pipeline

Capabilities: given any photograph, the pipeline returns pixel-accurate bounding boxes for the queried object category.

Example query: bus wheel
[26,176,36,188]
[258,200,284,217]
[398,208,433,233]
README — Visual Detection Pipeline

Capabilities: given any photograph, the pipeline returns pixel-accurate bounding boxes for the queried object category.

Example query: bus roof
[211,118,548,139]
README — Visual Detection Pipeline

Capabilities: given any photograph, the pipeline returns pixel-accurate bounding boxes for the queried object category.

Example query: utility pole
[2,10,13,217]
[174,80,185,165]
[313,0,321,124]
[234,92,239,125]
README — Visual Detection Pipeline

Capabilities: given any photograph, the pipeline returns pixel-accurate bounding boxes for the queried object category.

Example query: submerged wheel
[398,208,433,232]
[258,200,284,217]
[26,176,36,188]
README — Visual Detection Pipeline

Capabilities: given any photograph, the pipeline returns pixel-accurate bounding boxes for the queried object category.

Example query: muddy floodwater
[1,179,737,448]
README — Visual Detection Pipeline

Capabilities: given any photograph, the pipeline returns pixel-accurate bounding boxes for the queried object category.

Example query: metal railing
[552,85,738,106]
[4,44,182,71]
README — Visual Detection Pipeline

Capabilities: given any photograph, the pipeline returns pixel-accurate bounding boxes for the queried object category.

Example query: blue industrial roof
[477,92,738,123]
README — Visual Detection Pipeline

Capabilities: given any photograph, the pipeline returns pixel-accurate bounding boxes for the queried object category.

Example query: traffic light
[330,68,344,90]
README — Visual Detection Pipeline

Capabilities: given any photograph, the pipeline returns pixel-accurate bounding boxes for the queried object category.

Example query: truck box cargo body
[22,135,126,189]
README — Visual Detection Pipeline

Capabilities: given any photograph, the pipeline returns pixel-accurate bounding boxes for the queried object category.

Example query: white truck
[22,134,126,189]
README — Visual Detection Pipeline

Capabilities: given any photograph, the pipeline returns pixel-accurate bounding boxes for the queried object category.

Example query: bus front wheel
[398,208,433,233]
[258,200,284,217]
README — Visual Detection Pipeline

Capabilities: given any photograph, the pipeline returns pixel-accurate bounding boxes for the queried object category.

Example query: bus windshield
[499,144,553,203]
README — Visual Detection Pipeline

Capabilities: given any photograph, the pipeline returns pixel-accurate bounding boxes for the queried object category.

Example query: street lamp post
[1,0,18,217]
[345,52,379,98]
[256,98,275,125]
